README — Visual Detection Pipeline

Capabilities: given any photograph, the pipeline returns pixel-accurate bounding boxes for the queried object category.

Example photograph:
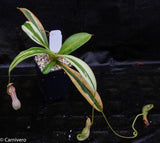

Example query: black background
[0,1,160,143]
[1,0,160,65]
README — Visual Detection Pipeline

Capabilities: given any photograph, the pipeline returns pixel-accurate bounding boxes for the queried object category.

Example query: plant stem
[91,106,94,125]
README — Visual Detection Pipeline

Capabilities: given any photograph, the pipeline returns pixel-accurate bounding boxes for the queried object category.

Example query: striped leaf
[58,62,103,112]
[18,8,49,48]
[42,60,56,74]
[58,33,92,55]
[22,21,46,47]
[59,55,97,91]
[9,47,55,74]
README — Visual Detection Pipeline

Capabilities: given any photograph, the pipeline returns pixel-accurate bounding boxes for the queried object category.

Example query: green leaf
[58,62,103,112]
[59,33,92,55]
[9,47,55,74]
[59,55,97,91]
[18,8,49,48]
[42,60,56,74]
[22,21,46,47]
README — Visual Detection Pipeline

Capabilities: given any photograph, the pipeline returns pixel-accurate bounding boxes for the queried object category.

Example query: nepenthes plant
[7,8,154,141]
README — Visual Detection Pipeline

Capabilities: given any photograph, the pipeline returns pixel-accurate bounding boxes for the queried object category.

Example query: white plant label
[49,30,62,53]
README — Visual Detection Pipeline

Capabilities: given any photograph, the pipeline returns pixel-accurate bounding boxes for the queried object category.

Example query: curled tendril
[7,83,21,110]
[77,117,92,141]
[101,104,154,139]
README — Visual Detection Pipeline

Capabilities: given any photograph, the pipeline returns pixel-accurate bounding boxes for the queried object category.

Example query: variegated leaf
[58,62,103,112]
[18,8,49,48]
[59,55,97,91]
[22,21,46,47]
[9,47,55,74]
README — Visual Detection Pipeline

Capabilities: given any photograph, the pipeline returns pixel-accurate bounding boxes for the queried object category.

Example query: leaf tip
[90,33,94,37]
[42,70,49,75]
[17,7,24,11]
